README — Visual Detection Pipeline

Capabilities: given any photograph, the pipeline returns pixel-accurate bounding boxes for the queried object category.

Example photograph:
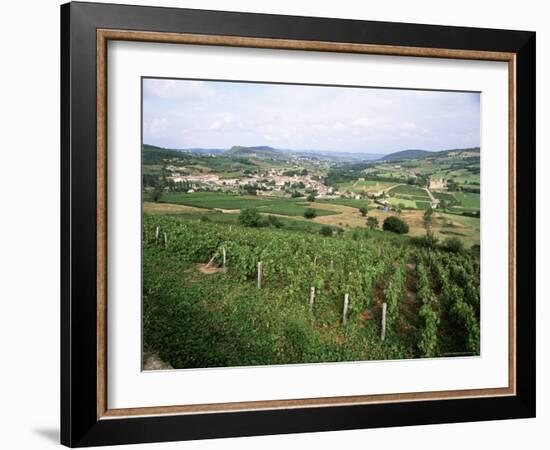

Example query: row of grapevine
[431,253,480,354]
[415,260,440,357]
[144,215,480,356]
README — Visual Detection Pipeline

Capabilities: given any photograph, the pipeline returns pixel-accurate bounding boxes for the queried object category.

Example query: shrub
[200,215,211,223]
[151,186,163,202]
[238,207,262,227]
[411,231,438,249]
[366,216,379,230]
[443,237,464,253]
[265,215,283,228]
[291,191,302,198]
[319,226,333,237]
[359,206,368,217]
[383,216,409,234]
[303,208,317,219]
[306,193,316,202]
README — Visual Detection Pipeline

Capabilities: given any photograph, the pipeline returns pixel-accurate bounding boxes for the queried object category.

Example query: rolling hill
[380,147,480,162]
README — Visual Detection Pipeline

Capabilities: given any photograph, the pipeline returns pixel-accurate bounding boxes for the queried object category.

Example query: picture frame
[61,1,536,447]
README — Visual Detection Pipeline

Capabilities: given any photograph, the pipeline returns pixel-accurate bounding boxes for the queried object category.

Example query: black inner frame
[61,2,536,447]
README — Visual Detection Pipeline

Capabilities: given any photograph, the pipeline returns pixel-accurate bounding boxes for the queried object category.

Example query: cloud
[143,79,215,100]
[142,79,480,153]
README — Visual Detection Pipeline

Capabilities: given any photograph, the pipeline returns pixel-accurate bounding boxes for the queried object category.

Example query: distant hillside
[178,147,226,155]
[380,147,480,162]
[143,144,192,164]
[225,145,288,160]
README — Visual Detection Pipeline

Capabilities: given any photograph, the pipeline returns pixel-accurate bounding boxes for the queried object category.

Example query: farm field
[158,192,338,217]
[387,184,430,198]
[454,192,481,210]
[143,216,480,369]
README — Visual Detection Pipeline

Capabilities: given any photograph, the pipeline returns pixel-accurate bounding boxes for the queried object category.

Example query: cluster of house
[166,166,338,198]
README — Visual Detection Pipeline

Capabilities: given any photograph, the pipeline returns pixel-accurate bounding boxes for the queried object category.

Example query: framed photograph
[61,1,536,447]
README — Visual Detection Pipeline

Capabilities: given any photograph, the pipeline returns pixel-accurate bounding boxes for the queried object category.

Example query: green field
[316,198,371,209]
[454,192,480,210]
[387,185,430,198]
[386,197,417,209]
[433,192,458,204]
[156,210,340,234]
[157,192,338,217]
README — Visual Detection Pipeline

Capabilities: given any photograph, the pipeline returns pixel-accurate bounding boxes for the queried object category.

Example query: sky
[142,78,480,154]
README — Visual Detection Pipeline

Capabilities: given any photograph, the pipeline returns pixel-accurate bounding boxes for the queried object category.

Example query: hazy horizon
[143,78,481,154]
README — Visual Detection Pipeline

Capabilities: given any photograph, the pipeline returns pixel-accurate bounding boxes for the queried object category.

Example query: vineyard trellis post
[155,226,160,245]
[164,232,168,249]
[342,293,349,325]
[309,287,315,312]
[381,302,387,341]
[257,261,263,288]
[222,247,226,270]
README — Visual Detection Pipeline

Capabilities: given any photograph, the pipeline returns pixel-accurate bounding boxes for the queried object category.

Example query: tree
[151,185,163,203]
[304,208,317,219]
[306,193,316,202]
[366,216,379,230]
[319,226,333,237]
[242,184,257,196]
[383,216,409,234]
[359,206,368,217]
[291,191,303,198]
[423,207,434,232]
[238,207,262,227]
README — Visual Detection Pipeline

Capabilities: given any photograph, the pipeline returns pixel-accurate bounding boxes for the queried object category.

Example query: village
[163,160,448,210]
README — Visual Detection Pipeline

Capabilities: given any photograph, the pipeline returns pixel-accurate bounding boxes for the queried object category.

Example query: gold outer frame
[96,29,516,420]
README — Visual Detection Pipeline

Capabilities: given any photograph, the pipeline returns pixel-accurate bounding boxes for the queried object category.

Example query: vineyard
[143,215,480,369]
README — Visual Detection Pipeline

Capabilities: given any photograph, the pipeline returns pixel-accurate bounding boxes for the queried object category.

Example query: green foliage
[151,186,163,203]
[306,193,316,202]
[238,207,262,227]
[383,216,409,234]
[304,208,317,219]
[359,206,368,216]
[320,226,333,237]
[443,237,464,253]
[264,215,283,228]
[416,262,440,357]
[366,216,379,230]
[291,191,303,198]
[142,216,480,368]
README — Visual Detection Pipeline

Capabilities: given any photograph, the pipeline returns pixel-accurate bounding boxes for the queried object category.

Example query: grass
[454,192,480,210]
[144,205,341,234]
[386,198,416,209]
[433,192,458,203]
[316,198,372,209]
[387,185,430,198]
[157,192,337,217]
[258,203,337,217]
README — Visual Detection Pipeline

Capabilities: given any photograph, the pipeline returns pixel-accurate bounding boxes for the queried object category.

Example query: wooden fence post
[309,287,315,312]
[155,226,160,245]
[164,232,168,249]
[257,261,263,288]
[222,247,226,270]
[381,302,387,341]
[342,293,349,325]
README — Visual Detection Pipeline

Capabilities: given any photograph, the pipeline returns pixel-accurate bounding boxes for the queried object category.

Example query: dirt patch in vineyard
[214,208,241,214]
[143,201,206,215]
[143,351,173,370]
[197,263,227,275]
